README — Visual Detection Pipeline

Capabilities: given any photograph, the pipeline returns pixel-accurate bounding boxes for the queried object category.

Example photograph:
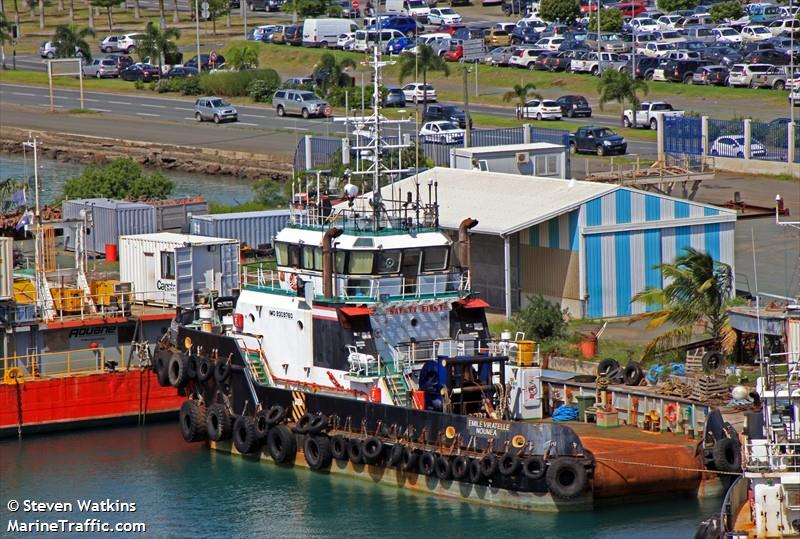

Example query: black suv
[664,59,710,83]
[631,57,662,80]
[423,104,472,128]
[555,95,592,118]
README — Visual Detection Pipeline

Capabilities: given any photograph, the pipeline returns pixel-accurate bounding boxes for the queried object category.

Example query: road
[0,82,659,156]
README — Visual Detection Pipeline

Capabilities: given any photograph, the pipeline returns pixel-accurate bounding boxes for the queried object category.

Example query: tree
[206,0,230,34]
[172,0,178,23]
[88,0,95,28]
[709,0,743,23]
[656,0,697,13]
[60,158,175,201]
[53,23,95,62]
[92,0,124,30]
[0,12,11,69]
[39,0,45,28]
[135,22,179,69]
[511,295,568,342]
[158,0,165,29]
[503,82,542,118]
[397,45,449,106]
[539,0,580,24]
[597,69,648,127]
[252,178,289,208]
[631,247,736,359]
[598,7,623,33]
[225,41,259,70]
[281,0,327,17]
[312,52,355,95]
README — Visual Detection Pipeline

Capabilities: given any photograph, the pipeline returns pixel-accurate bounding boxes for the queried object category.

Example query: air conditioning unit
[516,152,530,164]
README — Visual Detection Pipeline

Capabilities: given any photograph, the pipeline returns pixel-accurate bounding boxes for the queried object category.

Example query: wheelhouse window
[376,250,401,274]
[302,245,321,270]
[348,251,374,274]
[335,251,346,273]
[287,244,301,267]
[275,242,288,265]
[160,251,175,279]
[423,246,449,271]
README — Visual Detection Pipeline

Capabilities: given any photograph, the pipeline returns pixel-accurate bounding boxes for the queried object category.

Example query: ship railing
[1,345,138,383]
[394,337,517,367]
[17,288,179,324]
[291,200,440,235]
[339,270,468,302]
[764,351,800,391]
[745,440,800,472]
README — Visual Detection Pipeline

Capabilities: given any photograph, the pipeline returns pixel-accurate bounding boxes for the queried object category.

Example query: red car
[615,1,645,17]
[440,23,466,35]
[443,44,463,62]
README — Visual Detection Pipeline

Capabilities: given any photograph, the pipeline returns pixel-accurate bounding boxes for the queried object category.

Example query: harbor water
[0,422,720,538]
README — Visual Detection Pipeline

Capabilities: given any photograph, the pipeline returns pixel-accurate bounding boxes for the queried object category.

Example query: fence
[796,127,800,164]
[293,125,572,175]
[664,116,703,155]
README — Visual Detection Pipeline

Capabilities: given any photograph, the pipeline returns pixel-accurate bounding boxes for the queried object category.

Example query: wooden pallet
[686,347,705,373]
[690,375,729,403]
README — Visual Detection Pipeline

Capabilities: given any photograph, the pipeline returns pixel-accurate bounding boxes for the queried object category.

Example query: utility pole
[790,0,795,124]
[195,0,201,70]
[463,65,470,148]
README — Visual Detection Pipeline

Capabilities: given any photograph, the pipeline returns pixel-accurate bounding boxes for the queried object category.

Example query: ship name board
[467,418,511,438]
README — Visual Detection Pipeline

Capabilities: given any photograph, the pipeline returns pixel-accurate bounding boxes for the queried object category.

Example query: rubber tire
[233,415,259,454]
[154,350,171,387]
[186,354,198,380]
[388,443,405,467]
[307,413,328,435]
[596,145,605,157]
[624,361,644,386]
[623,116,632,128]
[214,360,230,383]
[597,358,619,377]
[304,435,333,470]
[294,413,313,434]
[363,436,384,464]
[168,352,189,388]
[452,456,469,480]
[197,356,214,383]
[702,351,724,372]
[277,105,285,117]
[348,438,365,464]
[499,452,521,476]
[434,455,452,480]
[536,112,542,121]
[401,447,419,472]
[331,436,349,461]
[522,455,546,480]
[267,424,296,464]
[265,404,286,426]
[774,81,785,90]
[545,458,587,499]
[301,108,310,119]
[713,438,741,472]
[468,458,483,483]
[569,142,577,154]
[650,118,657,131]
[419,451,437,476]
[213,114,220,124]
[96,71,101,79]
[195,112,203,122]
[206,403,232,442]
[480,454,498,478]
[254,409,270,442]
[179,400,207,442]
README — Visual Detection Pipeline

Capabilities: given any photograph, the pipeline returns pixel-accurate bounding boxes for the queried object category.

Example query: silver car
[194,97,238,123]
[272,89,330,119]
[83,58,119,78]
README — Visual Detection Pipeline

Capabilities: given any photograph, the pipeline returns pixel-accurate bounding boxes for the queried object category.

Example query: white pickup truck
[570,52,627,76]
[622,101,684,130]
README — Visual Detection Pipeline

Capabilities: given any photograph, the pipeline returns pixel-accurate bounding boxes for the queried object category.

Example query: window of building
[534,153,561,177]
[160,251,175,279]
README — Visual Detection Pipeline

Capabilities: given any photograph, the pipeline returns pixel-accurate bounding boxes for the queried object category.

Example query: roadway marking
[183,117,196,121]
[237,122,259,126]
[284,126,308,131]
[108,100,132,105]
[136,112,159,117]
[91,108,112,112]
[11,92,37,97]
[84,98,100,102]
[241,114,267,119]
[141,104,166,108]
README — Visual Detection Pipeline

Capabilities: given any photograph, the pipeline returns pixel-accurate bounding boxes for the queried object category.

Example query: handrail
[1,345,134,383]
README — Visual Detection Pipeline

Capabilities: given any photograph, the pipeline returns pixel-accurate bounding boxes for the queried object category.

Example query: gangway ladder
[383,354,410,407]
[73,217,97,315]
[235,334,273,385]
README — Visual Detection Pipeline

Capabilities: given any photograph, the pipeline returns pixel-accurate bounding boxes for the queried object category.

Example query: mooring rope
[15,378,23,439]
[594,456,742,476]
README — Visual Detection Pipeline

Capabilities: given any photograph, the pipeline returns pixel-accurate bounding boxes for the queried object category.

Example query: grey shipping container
[62,198,156,255]
[189,210,291,248]
[148,197,209,231]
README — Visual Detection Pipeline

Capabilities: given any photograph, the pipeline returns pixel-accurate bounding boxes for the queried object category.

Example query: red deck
[0,370,183,437]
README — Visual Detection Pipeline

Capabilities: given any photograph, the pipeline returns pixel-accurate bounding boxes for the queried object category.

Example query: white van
[385,0,404,13]
[353,28,405,51]
[303,19,359,48]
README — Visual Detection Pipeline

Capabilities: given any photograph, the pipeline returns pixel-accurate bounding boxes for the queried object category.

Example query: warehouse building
[378,168,736,319]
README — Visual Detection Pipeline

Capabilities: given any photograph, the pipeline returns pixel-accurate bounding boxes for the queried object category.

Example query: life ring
[665,403,679,423]
[233,415,259,454]
[288,273,298,291]
[3,367,24,385]
[179,400,207,443]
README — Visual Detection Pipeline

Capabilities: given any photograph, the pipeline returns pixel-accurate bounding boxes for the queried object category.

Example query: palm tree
[11,0,21,38]
[158,0,166,29]
[503,82,542,119]
[0,13,11,69]
[53,23,95,61]
[312,52,355,95]
[38,0,45,28]
[136,22,179,69]
[172,0,178,23]
[93,0,124,31]
[88,0,95,28]
[226,42,259,71]
[597,68,648,127]
[631,247,736,360]
[397,44,449,107]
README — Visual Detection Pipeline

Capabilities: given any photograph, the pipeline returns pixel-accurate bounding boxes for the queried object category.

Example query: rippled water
[1,153,256,206]
[0,422,720,539]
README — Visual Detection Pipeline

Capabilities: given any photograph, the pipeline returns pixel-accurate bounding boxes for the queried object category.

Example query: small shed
[63,198,156,254]
[189,209,291,248]
[119,232,240,307]
[450,142,569,179]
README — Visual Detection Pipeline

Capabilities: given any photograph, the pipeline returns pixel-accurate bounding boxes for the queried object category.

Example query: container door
[174,246,194,307]
[219,243,240,296]
[144,253,155,302]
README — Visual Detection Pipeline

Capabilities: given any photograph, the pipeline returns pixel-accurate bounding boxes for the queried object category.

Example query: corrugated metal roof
[453,142,563,155]
[191,209,290,221]
[378,168,618,236]
[63,198,153,209]
[119,232,238,245]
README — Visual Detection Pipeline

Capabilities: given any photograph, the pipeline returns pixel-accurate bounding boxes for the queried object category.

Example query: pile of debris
[689,375,731,404]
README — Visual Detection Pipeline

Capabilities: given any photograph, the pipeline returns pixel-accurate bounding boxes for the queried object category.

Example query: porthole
[249,313,255,323]
[410,318,418,327]
[297,321,304,331]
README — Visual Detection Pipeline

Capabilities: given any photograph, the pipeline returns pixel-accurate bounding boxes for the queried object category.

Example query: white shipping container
[119,232,240,307]
[0,237,12,300]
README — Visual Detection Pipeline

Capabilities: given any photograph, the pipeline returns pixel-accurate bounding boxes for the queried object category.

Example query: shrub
[510,295,568,342]
[59,158,175,201]
[709,0,743,23]
[199,69,281,97]
[247,78,278,103]
[180,77,202,95]
[133,80,144,90]
[156,78,183,93]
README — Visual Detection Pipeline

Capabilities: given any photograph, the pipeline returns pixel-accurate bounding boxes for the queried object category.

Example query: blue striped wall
[526,210,580,251]
[582,189,734,319]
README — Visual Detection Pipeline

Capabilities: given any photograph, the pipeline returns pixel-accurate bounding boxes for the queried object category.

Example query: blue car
[386,36,414,54]
[375,15,422,36]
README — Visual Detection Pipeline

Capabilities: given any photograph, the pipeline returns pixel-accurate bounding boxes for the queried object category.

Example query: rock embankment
[1,127,293,179]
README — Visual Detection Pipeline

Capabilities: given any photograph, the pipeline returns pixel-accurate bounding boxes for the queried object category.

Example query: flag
[15,211,33,231]
[12,189,26,208]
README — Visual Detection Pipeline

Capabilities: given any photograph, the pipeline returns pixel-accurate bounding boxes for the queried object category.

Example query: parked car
[790,88,800,106]
[104,54,134,70]
[163,66,198,78]
[555,95,592,117]
[374,15,423,35]
[384,87,407,107]
[82,58,119,78]
[484,46,514,66]
[629,17,660,33]
[186,53,226,71]
[423,104,472,128]
[39,41,83,59]
[517,99,562,120]
[386,36,415,54]
[428,7,462,25]
[746,49,790,65]
[285,25,304,46]
[119,63,161,82]
[303,18,359,48]
[484,29,511,47]
[419,121,465,143]
[402,82,436,103]
[728,63,772,87]
[740,25,773,42]
[570,126,627,155]
[712,27,742,44]
[691,65,729,86]
[404,0,431,20]
[99,33,144,54]
[750,65,794,90]
[544,51,570,71]
[273,89,330,118]
[194,97,238,123]
[709,135,767,158]
[664,59,710,83]
[631,56,662,80]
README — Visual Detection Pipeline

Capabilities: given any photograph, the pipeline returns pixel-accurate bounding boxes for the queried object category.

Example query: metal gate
[664,116,702,155]
[174,246,194,307]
